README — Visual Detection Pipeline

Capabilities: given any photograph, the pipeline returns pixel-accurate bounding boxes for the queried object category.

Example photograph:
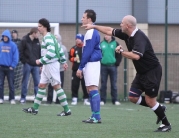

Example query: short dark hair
[29,27,38,35]
[84,9,96,23]
[38,18,51,32]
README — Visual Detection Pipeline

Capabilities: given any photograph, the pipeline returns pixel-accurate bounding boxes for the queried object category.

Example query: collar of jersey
[130,27,138,37]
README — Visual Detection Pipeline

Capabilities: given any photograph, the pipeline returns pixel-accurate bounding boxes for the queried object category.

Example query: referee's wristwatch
[120,49,124,52]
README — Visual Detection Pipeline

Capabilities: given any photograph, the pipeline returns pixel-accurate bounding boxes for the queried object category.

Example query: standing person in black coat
[11,30,23,90]
[69,34,90,105]
[19,27,41,103]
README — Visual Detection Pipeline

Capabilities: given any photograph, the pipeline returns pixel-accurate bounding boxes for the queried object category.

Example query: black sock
[154,104,170,126]
[139,96,149,107]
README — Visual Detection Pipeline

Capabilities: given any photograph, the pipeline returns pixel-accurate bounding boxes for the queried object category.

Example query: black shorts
[131,64,162,98]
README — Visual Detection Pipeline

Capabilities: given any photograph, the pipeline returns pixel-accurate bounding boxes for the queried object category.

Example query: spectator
[69,34,90,105]
[0,29,19,104]
[46,34,68,104]
[11,30,23,90]
[19,27,41,103]
[100,35,122,105]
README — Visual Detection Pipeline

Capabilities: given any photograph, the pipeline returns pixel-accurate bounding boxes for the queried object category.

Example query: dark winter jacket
[20,33,41,66]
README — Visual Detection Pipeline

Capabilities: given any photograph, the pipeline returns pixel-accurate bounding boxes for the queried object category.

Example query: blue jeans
[0,66,15,100]
[21,63,40,100]
[100,64,118,104]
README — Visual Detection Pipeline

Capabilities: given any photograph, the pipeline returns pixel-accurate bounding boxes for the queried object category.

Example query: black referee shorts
[131,64,162,98]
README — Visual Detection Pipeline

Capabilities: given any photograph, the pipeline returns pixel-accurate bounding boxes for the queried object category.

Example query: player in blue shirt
[76,9,102,123]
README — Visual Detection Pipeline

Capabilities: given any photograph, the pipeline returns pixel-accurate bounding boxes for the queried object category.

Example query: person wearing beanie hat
[69,33,90,106]
[11,30,23,91]
[76,33,84,42]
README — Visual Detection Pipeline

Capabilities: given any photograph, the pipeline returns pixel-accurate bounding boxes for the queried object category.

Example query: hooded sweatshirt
[55,34,68,72]
[0,30,19,68]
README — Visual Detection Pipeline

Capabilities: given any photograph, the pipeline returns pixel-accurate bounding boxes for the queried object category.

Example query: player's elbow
[133,55,140,60]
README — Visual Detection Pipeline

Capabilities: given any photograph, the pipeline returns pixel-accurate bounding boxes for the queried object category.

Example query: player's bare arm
[82,24,113,36]
[116,46,140,60]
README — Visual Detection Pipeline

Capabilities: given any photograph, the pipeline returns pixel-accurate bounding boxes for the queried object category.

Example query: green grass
[0,101,179,138]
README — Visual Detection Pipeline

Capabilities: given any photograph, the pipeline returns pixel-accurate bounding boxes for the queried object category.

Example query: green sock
[33,88,46,110]
[56,88,69,112]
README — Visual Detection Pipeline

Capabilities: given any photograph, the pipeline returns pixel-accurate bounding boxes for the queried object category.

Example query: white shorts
[83,61,100,86]
[40,61,61,86]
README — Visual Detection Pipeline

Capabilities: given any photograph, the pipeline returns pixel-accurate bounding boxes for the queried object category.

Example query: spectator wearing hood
[46,34,68,104]
[0,29,19,104]
[100,35,122,105]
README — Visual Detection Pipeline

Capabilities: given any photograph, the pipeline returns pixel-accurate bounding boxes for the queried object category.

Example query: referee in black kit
[82,15,171,132]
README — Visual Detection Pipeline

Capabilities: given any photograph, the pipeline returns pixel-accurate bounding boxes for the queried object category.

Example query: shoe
[20,99,26,103]
[85,117,102,124]
[154,124,171,132]
[82,117,91,123]
[0,99,3,104]
[115,101,121,105]
[156,105,167,124]
[71,97,77,105]
[22,107,38,115]
[57,109,71,116]
[84,99,90,105]
[10,100,16,104]
[100,101,104,105]
[46,101,52,104]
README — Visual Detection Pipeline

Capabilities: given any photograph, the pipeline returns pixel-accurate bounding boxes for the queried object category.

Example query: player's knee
[128,87,142,103]
[128,96,138,103]
[38,83,47,88]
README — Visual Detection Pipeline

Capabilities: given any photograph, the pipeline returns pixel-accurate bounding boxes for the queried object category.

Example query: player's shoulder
[85,29,99,40]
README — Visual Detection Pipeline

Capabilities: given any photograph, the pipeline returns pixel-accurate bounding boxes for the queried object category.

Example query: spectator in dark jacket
[11,30,23,90]
[19,27,41,103]
[69,34,90,105]
[0,29,19,104]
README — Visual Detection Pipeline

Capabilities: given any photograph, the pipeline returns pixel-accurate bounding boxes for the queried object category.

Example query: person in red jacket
[69,34,90,105]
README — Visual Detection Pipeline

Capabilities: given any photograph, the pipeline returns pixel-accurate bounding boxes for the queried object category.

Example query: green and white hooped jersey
[40,32,66,65]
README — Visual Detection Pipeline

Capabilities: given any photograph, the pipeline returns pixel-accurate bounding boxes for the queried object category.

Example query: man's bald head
[123,15,137,27]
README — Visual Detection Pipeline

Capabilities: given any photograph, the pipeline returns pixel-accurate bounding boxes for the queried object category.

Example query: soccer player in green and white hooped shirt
[23,18,71,116]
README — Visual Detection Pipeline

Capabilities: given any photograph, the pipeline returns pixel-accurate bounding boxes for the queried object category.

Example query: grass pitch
[0,101,179,138]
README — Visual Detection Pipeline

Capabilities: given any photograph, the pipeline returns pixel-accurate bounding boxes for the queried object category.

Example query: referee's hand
[115,45,123,53]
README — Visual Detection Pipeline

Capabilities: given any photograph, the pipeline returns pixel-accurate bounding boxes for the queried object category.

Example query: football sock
[56,88,69,112]
[152,102,170,126]
[33,88,46,110]
[89,97,94,118]
[136,96,149,107]
[89,90,101,120]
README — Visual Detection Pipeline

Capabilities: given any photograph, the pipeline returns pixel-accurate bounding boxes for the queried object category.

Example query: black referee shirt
[112,29,160,74]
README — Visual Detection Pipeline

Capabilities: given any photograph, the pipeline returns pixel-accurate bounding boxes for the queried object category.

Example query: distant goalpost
[0,22,59,102]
